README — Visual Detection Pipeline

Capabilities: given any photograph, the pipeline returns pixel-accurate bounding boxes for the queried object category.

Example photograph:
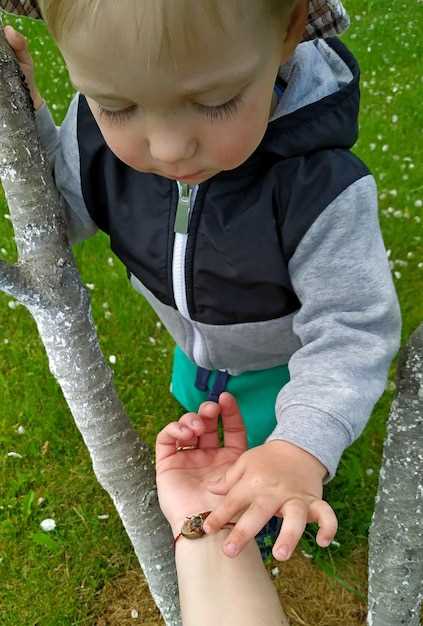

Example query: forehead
[60,1,272,101]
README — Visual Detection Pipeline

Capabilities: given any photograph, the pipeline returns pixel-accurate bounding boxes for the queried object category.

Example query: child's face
[62,12,289,184]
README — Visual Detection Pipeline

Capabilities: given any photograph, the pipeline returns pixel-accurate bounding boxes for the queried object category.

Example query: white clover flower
[40,518,56,532]
[109,355,117,364]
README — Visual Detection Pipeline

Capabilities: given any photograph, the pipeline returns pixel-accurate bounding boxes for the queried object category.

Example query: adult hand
[155,392,247,538]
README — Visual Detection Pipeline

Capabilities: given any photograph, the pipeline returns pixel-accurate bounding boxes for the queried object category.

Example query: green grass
[0,2,422,623]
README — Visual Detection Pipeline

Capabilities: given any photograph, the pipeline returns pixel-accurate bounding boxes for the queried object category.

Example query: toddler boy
[2,0,401,562]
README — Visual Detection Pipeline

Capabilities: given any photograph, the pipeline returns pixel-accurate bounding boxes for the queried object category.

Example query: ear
[280,0,309,63]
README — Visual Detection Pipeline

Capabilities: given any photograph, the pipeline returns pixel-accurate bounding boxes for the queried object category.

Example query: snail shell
[181,511,212,539]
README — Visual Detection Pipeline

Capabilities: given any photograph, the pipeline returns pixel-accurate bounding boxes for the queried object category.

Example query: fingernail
[276,545,290,560]
[225,543,238,557]
[203,523,210,534]
[320,538,331,547]
[191,419,200,427]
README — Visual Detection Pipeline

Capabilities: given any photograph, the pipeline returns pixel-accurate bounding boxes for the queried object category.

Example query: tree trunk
[368,322,423,626]
[0,24,182,626]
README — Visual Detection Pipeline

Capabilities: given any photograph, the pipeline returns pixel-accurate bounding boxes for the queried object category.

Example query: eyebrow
[70,60,259,101]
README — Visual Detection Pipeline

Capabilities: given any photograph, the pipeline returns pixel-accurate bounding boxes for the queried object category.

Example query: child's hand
[3,25,44,111]
[203,435,338,561]
[155,393,247,539]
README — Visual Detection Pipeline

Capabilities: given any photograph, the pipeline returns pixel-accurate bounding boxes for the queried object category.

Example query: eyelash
[97,93,244,125]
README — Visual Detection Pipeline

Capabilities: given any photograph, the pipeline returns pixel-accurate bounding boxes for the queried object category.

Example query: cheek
[88,105,147,170]
[100,127,146,169]
[206,99,270,170]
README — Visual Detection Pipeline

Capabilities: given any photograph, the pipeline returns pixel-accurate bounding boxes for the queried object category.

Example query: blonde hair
[37,0,297,67]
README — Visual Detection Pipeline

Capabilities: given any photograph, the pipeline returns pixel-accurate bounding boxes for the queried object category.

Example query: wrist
[33,94,44,112]
[175,525,233,551]
[266,439,328,481]
[171,510,241,542]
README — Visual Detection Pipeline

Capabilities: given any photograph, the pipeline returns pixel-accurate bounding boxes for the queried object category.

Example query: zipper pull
[174,182,191,234]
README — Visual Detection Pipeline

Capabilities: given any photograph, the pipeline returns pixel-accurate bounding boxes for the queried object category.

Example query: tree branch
[0,258,29,299]
[368,322,423,626]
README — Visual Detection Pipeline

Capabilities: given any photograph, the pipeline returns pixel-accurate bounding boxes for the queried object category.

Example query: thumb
[206,474,227,493]
[206,456,244,493]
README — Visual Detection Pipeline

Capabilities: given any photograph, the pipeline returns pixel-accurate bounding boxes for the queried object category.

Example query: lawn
[0,2,422,625]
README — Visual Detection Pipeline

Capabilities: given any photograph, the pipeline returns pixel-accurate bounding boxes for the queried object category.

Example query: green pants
[170,346,290,450]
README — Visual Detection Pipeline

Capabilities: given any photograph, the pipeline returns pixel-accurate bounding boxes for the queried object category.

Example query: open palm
[155,393,247,535]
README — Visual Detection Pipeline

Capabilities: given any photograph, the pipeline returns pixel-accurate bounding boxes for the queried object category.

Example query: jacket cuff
[35,102,59,162]
[265,404,352,484]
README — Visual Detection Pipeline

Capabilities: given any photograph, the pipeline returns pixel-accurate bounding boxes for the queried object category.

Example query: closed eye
[96,92,245,125]
[97,104,137,125]
[194,93,244,121]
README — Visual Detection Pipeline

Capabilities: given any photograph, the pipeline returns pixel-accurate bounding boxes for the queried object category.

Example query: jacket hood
[260,37,360,158]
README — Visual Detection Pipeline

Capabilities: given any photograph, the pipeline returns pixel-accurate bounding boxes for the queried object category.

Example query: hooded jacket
[35,37,401,483]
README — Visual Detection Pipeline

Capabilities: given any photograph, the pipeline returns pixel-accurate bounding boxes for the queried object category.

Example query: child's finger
[218,392,247,452]
[309,499,338,548]
[205,450,245,493]
[203,480,250,539]
[155,422,195,463]
[220,498,279,558]
[272,498,309,561]
[4,26,31,63]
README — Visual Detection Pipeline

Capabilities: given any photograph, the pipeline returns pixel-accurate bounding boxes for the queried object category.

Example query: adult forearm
[175,528,288,626]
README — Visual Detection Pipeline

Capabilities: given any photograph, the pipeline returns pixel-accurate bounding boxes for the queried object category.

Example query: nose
[147,121,197,166]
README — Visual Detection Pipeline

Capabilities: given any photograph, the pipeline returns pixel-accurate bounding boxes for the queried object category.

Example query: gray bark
[0,24,182,626]
[368,323,423,625]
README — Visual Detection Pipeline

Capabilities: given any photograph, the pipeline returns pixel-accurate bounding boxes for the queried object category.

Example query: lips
[153,169,208,181]
[175,170,205,180]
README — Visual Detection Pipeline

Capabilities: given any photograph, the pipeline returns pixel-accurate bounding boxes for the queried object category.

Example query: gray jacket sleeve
[265,175,401,483]
[34,94,98,245]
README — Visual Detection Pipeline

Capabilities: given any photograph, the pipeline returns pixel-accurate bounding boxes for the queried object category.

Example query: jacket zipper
[173,181,206,365]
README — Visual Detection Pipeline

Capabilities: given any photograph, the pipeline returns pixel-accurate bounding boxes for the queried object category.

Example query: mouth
[164,169,207,181]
